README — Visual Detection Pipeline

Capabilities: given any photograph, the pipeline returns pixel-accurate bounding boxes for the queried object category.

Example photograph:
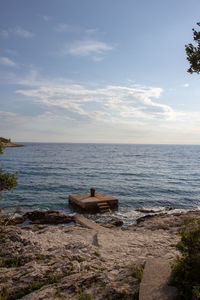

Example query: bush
[170,217,200,300]
[0,142,17,200]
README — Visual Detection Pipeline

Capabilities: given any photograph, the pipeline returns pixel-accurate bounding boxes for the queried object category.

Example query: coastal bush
[7,273,62,299]
[0,254,50,268]
[0,138,11,144]
[0,286,9,300]
[128,264,144,282]
[170,217,200,300]
[0,142,17,200]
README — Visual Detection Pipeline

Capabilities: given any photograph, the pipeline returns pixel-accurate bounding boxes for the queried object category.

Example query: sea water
[1,143,200,224]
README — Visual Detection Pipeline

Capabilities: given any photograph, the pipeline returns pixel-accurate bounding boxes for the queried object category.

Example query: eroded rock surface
[0,210,199,299]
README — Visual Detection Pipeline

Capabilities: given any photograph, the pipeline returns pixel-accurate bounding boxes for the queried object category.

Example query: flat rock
[139,258,177,300]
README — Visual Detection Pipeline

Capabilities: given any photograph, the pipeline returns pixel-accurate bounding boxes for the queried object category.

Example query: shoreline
[1,205,199,227]
[0,209,199,299]
[3,142,24,147]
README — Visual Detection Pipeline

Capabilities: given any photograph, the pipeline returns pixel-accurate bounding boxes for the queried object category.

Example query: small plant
[78,292,92,300]
[0,286,9,300]
[9,275,62,299]
[0,254,50,268]
[128,264,144,282]
[0,231,7,243]
[170,217,200,300]
[55,288,63,298]
[94,250,100,257]
[76,256,86,263]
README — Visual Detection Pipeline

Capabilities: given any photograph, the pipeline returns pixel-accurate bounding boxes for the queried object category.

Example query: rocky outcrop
[3,142,24,147]
[0,137,23,147]
[8,210,74,225]
[0,210,199,299]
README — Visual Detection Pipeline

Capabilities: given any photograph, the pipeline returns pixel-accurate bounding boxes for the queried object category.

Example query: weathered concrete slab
[69,190,118,213]
[139,258,177,300]
[74,214,108,232]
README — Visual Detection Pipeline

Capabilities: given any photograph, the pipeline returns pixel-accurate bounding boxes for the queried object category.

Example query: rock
[136,206,173,214]
[0,210,199,300]
[6,210,74,226]
[110,218,123,227]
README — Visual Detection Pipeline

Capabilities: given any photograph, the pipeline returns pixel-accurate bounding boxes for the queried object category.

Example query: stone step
[99,207,110,211]
[139,258,177,300]
[99,209,110,213]
[98,204,109,209]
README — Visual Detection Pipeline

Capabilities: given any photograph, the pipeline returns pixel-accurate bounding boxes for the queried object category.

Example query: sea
[1,143,200,225]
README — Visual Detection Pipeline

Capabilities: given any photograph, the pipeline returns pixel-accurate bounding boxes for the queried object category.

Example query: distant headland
[0,137,24,147]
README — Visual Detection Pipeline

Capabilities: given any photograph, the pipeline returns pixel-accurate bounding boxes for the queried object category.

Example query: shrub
[170,217,200,300]
[0,142,17,200]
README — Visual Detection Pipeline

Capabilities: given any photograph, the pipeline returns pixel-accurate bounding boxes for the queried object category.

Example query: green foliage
[128,264,144,282]
[185,22,200,74]
[170,217,200,300]
[0,231,7,243]
[0,286,9,300]
[0,142,17,200]
[78,288,92,300]
[0,254,50,268]
[94,250,100,257]
[78,293,92,300]
[8,274,62,299]
[0,138,11,144]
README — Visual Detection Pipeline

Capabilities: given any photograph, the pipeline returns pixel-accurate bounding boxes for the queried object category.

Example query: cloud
[183,83,189,88]
[0,29,9,37]
[54,24,112,60]
[11,26,34,38]
[0,26,34,38]
[0,56,16,67]
[54,23,79,33]
[0,68,192,127]
[16,77,187,126]
[41,15,52,22]
[5,49,17,55]
[61,39,113,59]
[0,110,17,118]
[3,68,200,143]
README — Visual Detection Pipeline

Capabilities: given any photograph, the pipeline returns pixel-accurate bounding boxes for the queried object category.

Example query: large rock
[6,210,74,225]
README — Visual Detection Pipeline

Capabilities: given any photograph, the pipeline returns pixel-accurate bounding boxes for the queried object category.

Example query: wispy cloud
[0,26,34,38]
[0,56,16,67]
[40,15,52,22]
[54,24,113,60]
[2,69,200,143]
[183,83,189,88]
[54,23,80,33]
[0,29,9,37]
[16,75,188,126]
[60,39,113,61]
[11,26,34,38]
[5,49,17,55]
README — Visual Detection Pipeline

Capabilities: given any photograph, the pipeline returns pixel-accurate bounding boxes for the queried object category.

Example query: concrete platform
[139,258,177,300]
[69,189,118,213]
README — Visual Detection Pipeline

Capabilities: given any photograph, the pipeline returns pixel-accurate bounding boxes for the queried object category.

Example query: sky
[0,0,200,144]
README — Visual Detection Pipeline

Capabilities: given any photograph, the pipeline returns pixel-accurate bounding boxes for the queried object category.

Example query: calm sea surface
[1,143,200,224]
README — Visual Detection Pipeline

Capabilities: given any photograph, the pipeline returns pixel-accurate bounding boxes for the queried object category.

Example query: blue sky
[0,0,200,144]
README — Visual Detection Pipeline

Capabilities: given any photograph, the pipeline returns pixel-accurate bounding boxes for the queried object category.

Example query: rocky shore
[0,137,23,147]
[2,142,24,148]
[0,210,199,300]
